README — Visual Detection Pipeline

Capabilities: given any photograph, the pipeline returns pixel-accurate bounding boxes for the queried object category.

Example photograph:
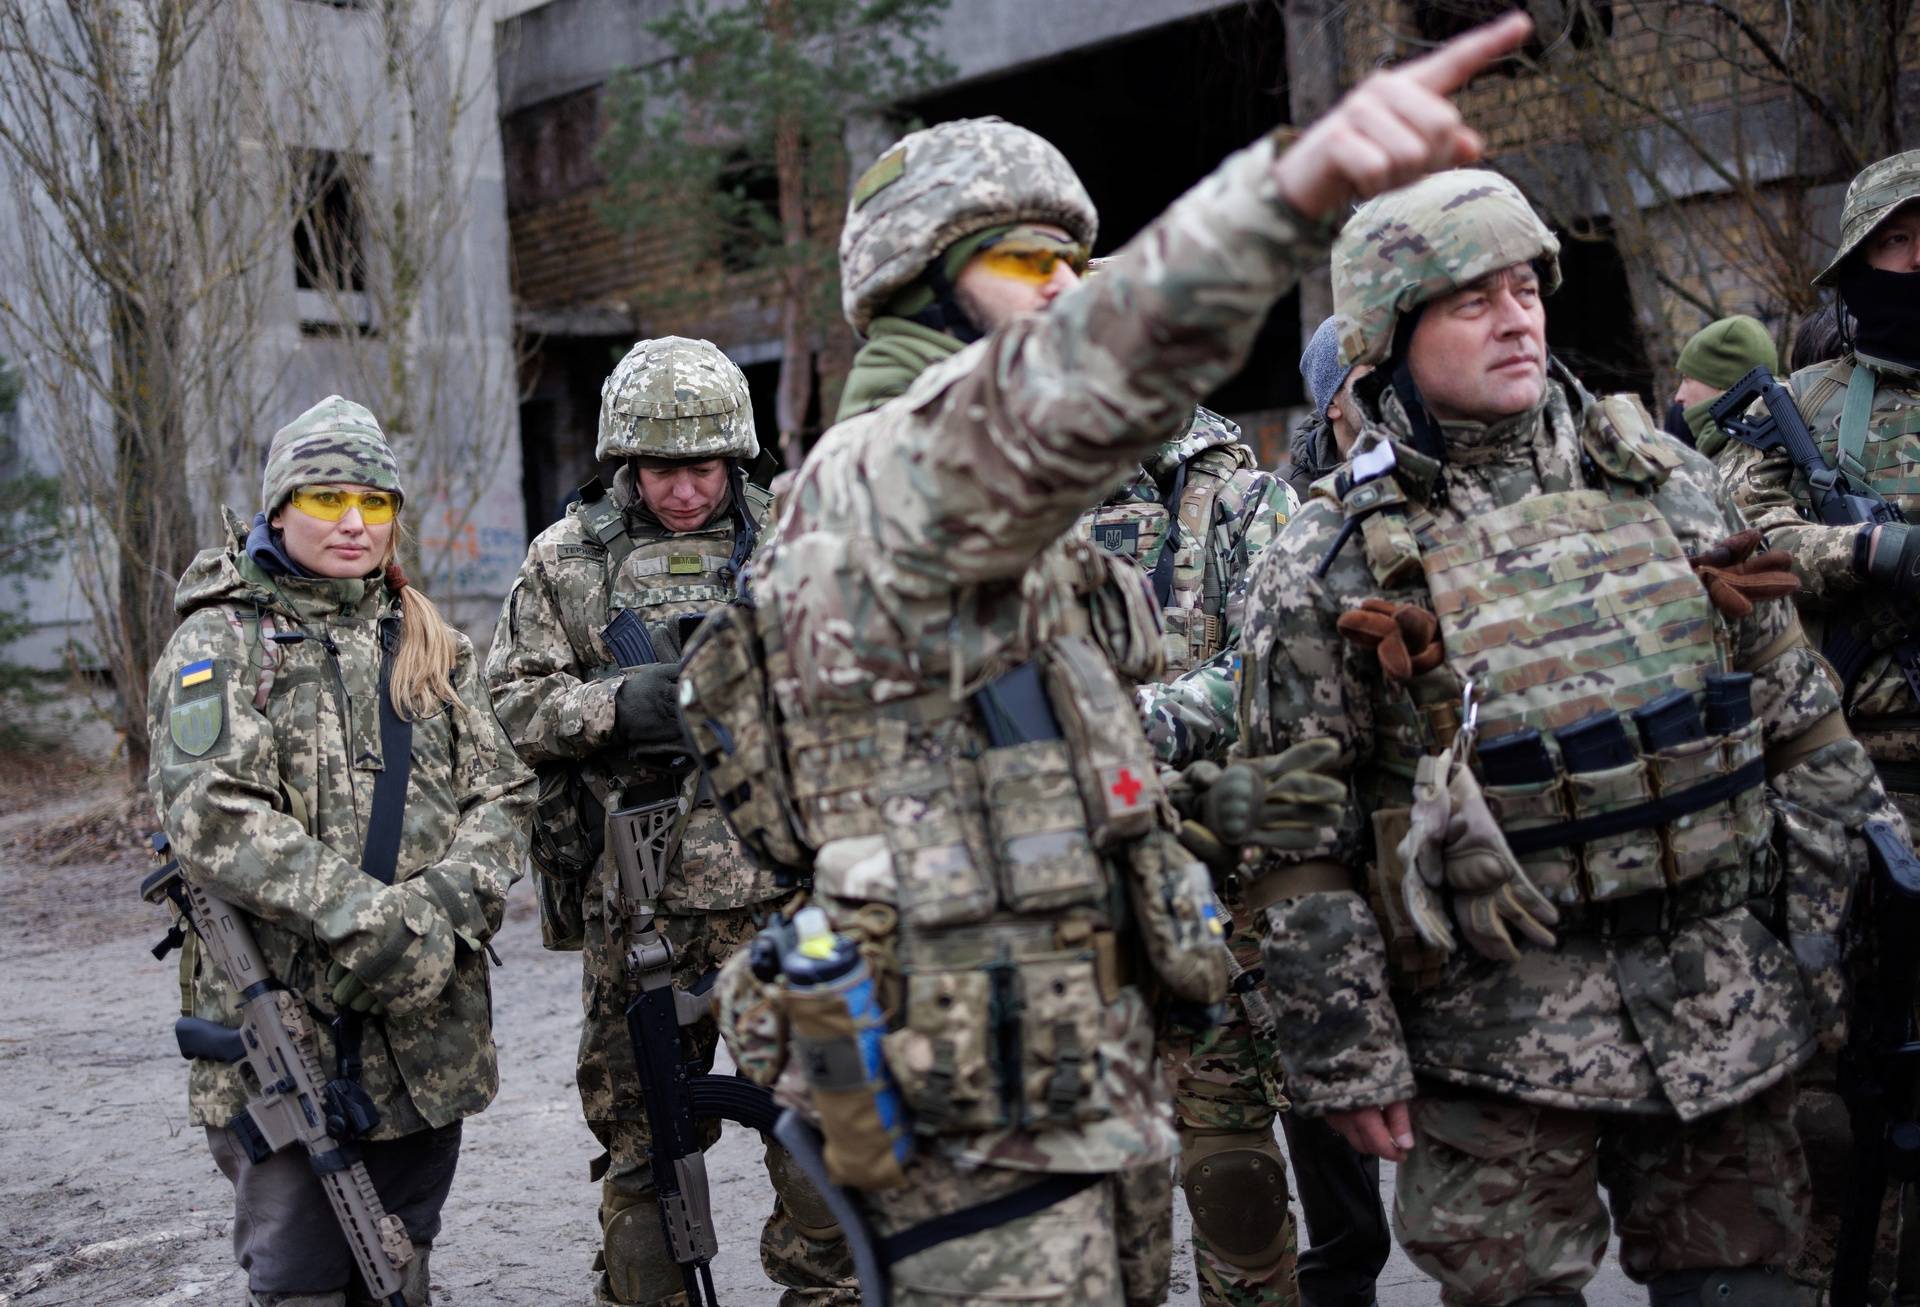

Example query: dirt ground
[0,731,1637,1307]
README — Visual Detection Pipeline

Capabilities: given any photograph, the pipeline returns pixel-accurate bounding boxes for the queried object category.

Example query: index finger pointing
[1402,10,1534,95]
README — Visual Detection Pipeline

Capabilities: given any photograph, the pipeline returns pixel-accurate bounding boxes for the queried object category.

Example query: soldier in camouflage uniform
[1069,262,1308,1304]
[704,16,1548,1307]
[1705,151,1920,839]
[484,338,853,1307]
[148,396,535,1307]
[1239,163,1910,1306]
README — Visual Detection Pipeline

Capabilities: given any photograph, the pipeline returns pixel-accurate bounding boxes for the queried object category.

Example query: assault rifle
[1832,821,1920,1307]
[142,835,413,1307]
[603,607,724,1307]
[1709,367,1920,702]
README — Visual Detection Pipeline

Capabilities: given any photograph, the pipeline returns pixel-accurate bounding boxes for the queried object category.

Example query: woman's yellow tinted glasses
[289,487,399,525]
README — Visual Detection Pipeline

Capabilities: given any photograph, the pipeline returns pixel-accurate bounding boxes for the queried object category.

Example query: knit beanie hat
[1300,316,1355,420]
[261,395,404,514]
[1676,315,1779,390]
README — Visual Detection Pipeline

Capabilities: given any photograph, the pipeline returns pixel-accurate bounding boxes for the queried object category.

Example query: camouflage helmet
[597,336,758,462]
[1813,149,1920,286]
[1331,169,1561,368]
[838,117,1097,335]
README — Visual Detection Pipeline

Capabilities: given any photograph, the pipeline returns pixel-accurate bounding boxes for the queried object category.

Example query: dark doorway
[904,1,1303,414]
[1548,225,1654,403]
[518,334,629,538]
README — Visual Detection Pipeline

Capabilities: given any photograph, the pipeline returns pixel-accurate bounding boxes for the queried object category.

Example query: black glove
[613,662,686,750]
[1863,522,1920,598]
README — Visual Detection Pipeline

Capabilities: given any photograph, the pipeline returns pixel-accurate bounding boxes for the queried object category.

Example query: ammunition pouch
[530,765,602,951]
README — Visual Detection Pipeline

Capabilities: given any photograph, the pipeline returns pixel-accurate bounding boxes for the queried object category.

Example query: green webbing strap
[1838,362,1877,484]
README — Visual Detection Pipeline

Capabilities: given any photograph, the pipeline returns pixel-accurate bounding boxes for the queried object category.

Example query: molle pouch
[530,767,597,881]
[678,601,810,879]
[883,965,1006,1133]
[786,714,906,845]
[1649,735,1743,886]
[879,760,996,929]
[982,741,1107,913]
[1481,781,1581,906]
[784,984,911,1190]
[1366,807,1449,990]
[1123,828,1229,1003]
[1016,952,1109,1127]
[1040,636,1164,848]
[1567,760,1659,901]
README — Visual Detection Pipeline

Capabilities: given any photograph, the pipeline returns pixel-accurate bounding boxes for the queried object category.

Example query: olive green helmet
[1813,149,1920,286]
[838,116,1097,336]
[1331,169,1561,368]
[597,335,758,462]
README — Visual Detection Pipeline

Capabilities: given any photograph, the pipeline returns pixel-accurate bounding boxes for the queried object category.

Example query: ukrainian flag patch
[178,659,214,689]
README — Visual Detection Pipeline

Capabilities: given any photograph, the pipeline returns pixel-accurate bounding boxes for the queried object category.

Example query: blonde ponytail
[380,531,460,720]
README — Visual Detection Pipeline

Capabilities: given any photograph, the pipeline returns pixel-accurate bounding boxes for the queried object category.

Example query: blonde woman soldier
[146,396,535,1307]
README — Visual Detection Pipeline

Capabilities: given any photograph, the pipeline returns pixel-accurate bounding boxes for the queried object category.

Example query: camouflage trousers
[1159,907,1300,1307]
[578,904,855,1306]
[1395,1079,1810,1306]
[864,1152,1169,1307]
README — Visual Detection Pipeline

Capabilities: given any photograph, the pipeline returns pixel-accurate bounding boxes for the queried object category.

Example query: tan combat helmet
[838,116,1097,336]
[1330,169,1561,368]
[597,336,759,462]
[1813,149,1920,286]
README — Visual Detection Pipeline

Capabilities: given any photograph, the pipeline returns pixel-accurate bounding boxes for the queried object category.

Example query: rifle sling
[1838,361,1876,484]
[879,1170,1100,1265]
[363,616,413,886]
[1766,710,1852,780]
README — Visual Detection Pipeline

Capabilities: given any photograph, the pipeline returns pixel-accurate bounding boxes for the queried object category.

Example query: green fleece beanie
[260,395,404,514]
[1676,315,1779,390]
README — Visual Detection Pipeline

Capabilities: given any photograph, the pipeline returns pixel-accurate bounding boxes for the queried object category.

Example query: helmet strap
[1385,305,1447,465]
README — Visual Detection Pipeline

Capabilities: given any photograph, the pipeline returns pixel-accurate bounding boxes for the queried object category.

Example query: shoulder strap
[1838,360,1877,483]
[361,615,413,884]
[1149,459,1190,609]
[1793,357,1854,425]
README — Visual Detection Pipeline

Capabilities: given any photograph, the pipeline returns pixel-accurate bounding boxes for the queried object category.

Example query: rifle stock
[143,841,413,1307]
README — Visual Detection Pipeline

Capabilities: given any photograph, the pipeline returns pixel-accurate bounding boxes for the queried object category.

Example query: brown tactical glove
[1690,529,1799,619]
[1337,598,1444,683]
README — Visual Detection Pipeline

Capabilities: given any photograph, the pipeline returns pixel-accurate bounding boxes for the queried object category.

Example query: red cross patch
[1110,767,1144,808]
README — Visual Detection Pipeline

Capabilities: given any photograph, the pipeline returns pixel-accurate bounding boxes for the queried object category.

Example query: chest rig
[572,475,781,915]
[1338,399,1769,929]
[1079,440,1254,675]
[681,535,1225,1140]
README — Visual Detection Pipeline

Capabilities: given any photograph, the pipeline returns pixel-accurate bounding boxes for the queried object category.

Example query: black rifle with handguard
[1833,821,1920,1306]
[602,607,724,1307]
[1710,367,1920,703]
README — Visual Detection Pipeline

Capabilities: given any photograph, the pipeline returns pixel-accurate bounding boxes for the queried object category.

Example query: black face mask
[1837,262,1920,369]
[1662,398,1694,446]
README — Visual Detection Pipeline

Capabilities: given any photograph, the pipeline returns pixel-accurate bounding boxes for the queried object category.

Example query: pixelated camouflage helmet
[597,336,758,462]
[1813,149,1920,286]
[838,117,1097,335]
[1331,169,1561,368]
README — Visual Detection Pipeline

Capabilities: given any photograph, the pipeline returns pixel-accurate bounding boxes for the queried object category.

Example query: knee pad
[1179,1129,1291,1271]
[765,1142,840,1242]
[599,1192,684,1306]
[1647,1267,1806,1307]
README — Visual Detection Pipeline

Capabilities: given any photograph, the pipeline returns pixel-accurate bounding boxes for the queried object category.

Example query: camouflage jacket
[485,470,776,1120]
[1079,410,1297,767]
[739,132,1336,1173]
[1240,378,1898,1122]
[147,518,533,1138]
[1709,351,1920,772]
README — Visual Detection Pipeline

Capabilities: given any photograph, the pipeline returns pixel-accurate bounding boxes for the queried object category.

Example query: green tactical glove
[405,861,492,953]
[1192,738,1346,850]
[327,960,388,1017]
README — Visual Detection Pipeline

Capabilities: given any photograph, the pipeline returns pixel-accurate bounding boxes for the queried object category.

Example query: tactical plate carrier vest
[1079,435,1257,674]
[681,535,1227,1144]
[1333,397,1772,981]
